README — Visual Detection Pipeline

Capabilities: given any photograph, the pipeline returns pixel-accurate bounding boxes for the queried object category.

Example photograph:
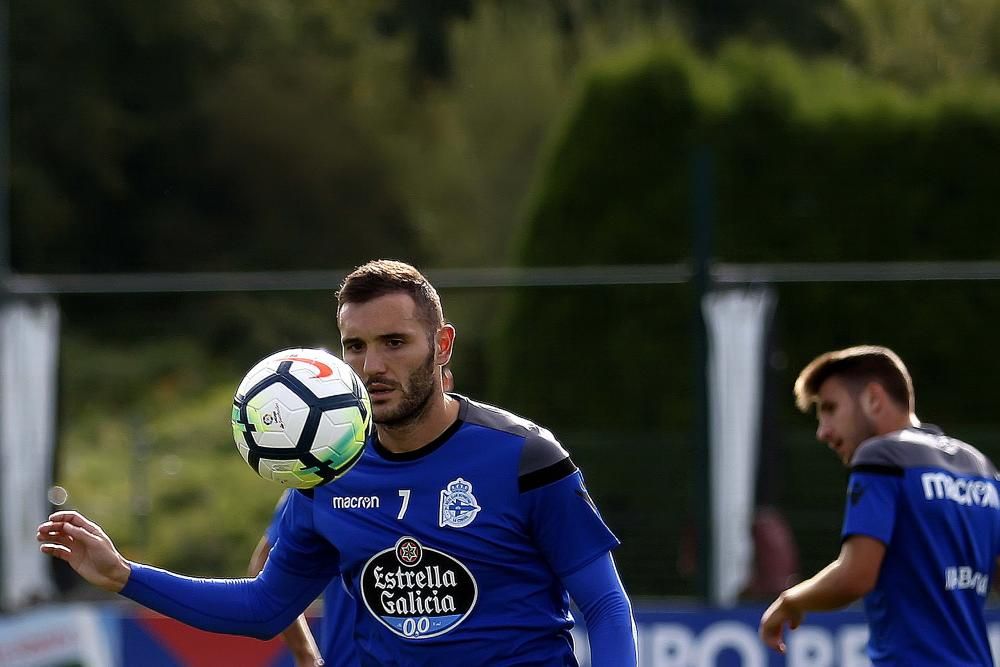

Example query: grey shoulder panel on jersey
[458,396,577,491]
[852,428,999,478]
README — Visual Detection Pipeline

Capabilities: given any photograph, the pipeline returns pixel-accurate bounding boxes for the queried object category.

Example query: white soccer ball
[231,348,371,488]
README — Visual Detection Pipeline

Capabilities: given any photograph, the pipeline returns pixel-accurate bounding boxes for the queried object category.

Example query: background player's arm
[249,534,324,667]
[759,535,885,653]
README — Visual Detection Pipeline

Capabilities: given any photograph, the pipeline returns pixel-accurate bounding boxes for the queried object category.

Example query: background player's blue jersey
[842,425,1000,666]
[269,395,620,666]
[267,494,360,667]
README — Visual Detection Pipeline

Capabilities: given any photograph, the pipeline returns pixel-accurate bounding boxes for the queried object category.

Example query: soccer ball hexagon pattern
[232,348,371,488]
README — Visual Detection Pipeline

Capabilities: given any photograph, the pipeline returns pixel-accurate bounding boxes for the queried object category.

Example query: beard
[371,349,437,428]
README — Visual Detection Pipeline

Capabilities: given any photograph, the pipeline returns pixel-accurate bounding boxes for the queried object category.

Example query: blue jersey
[271,395,620,666]
[842,426,1000,666]
[267,494,360,667]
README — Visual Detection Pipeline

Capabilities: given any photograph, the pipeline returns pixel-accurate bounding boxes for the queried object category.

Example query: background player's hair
[794,345,914,413]
[336,259,445,335]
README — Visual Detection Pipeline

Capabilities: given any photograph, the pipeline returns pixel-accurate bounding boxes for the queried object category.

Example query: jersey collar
[371,397,466,462]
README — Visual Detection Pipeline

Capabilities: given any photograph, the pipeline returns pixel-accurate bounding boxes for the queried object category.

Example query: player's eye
[386,338,405,348]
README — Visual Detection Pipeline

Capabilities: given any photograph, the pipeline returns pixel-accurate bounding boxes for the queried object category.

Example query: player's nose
[816,421,832,442]
[362,350,386,377]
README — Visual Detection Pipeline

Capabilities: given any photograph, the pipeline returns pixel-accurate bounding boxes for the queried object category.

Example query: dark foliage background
[10,0,1000,597]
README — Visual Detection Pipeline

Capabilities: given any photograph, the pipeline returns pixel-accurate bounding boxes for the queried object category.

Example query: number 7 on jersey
[397,489,411,520]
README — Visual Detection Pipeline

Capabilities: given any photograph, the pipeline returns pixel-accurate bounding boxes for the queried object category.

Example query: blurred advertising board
[4,603,1000,666]
[0,604,118,667]
[574,607,1000,667]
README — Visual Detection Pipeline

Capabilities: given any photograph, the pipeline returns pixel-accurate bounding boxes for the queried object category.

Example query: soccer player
[38,260,637,666]
[759,345,1000,666]
[249,367,456,667]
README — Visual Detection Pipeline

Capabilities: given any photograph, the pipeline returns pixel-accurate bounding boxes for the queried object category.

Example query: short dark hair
[794,345,914,413]
[336,259,444,333]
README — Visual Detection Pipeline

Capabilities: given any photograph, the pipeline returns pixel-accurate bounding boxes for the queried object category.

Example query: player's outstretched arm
[759,535,884,653]
[39,507,334,641]
[37,511,131,592]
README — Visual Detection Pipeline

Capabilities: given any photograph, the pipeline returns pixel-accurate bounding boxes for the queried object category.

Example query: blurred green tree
[835,0,1000,88]
[494,38,1000,594]
[10,0,420,275]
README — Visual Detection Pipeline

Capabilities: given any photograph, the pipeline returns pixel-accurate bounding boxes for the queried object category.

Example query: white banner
[0,298,60,609]
[702,288,775,607]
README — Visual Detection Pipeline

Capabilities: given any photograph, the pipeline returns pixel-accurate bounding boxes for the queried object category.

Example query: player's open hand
[36,511,131,593]
[758,592,804,654]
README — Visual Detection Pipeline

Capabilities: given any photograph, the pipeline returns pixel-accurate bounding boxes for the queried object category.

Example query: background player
[38,261,637,665]
[759,345,1000,666]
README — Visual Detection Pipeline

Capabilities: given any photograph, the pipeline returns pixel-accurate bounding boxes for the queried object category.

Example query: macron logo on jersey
[921,472,1000,508]
[332,495,380,509]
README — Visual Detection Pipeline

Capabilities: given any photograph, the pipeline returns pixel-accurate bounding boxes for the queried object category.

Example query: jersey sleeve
[121,488,340,639]
[562,553,638,667]
[265,490,291,544]
[518,433,620,577]
[268,488,342,576]
[841,467,902,545]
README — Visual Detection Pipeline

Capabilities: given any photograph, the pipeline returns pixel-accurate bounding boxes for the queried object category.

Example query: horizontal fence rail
[5,261,1000,294]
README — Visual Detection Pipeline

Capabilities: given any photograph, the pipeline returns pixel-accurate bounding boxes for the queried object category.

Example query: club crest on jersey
[439,477,481,528]
[360,536,479,640]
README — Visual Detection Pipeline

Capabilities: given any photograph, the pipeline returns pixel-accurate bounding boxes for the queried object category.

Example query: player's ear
[859,382,883,417]
[435,324,456,366]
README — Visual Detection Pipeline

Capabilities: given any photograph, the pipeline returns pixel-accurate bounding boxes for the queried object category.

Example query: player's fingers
[758,613,775,639]
[45,516,104,543]
[62,522,107,545]
[38,522,99,551]
[39,543,71,559]
[65,513,106,539]
[37,521,79,550]
[47,511,103,537]
[759,621,785,653]
[36,520,65,536]
[36,530,73,548]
